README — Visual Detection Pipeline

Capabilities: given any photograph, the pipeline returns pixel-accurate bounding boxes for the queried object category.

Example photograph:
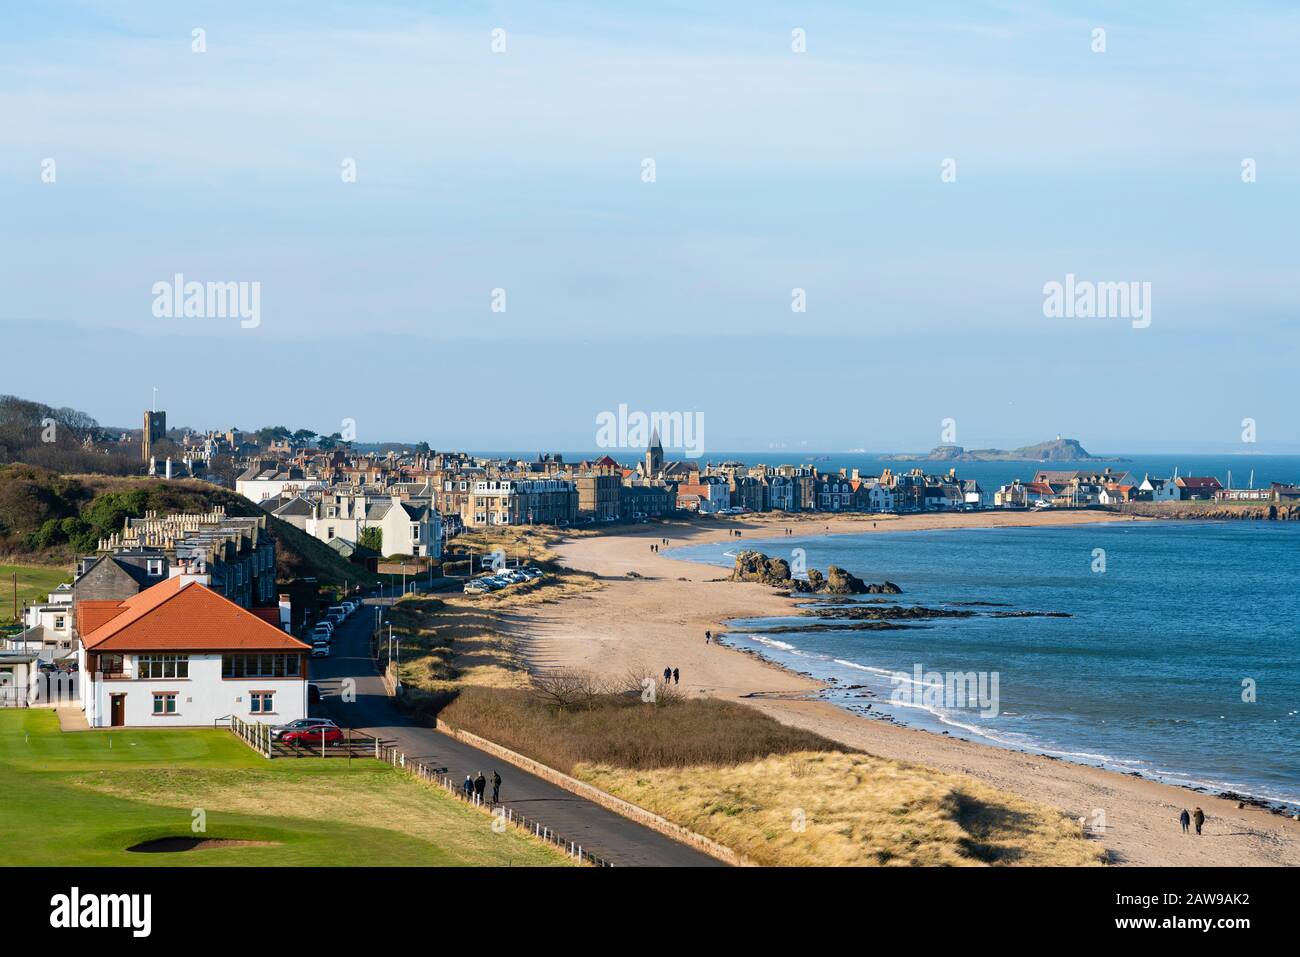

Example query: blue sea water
[670,521,1300,807]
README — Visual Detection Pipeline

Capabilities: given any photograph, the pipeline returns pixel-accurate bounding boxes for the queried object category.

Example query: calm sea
[670,520,1300,808]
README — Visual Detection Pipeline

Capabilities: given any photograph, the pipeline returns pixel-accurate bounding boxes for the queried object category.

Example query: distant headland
[882,437,1129,463]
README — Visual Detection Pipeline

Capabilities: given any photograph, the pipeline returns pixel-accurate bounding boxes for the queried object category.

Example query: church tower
[645,428,664,477]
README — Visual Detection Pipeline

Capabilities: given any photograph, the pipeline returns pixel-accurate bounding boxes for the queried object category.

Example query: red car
[280,722,343,746]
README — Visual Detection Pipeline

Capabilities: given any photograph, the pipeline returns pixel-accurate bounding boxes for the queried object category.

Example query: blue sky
[1,1,1297,453]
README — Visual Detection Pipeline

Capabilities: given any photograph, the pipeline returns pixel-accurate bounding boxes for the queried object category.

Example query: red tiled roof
[77,600,130,637]
[1177,476,1222,489]
[83,579,309,652]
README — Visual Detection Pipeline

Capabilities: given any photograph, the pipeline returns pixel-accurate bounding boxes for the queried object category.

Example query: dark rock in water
[730,550,901,596]
[989,610,1071,618]
[804,604,976,622]
[864,580,903,594]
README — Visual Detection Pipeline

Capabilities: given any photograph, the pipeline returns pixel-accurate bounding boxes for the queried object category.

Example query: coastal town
[136,410,1300,533]
[6,403,1298,718]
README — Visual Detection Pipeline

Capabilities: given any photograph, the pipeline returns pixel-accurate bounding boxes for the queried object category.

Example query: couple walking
[1179,807,1205,835]
[463,770,503,804]
[662,666,679,685]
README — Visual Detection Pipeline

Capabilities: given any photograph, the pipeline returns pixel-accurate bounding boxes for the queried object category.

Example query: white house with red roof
[76,576,310,728]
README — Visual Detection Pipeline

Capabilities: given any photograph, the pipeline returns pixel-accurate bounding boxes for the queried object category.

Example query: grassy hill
[0,464,377,589]
[0,709,568,866]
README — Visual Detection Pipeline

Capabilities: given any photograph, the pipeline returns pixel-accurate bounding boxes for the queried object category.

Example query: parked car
[311,626,333,643]
[271,717,336,740]
[280,721,343,745]
[310,642,330,658]
[341,600,359,614]
[314,619,335,633]
[327,605,349,620]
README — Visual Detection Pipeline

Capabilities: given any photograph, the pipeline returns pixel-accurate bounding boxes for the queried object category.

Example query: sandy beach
[517,510,1300,866]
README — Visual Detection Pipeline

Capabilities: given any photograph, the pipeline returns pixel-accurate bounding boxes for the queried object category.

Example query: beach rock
[730,551,901,596]
[729,550,793,585]
[864,580,903,595]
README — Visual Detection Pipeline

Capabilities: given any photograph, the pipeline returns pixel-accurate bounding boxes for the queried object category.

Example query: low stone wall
[1109,501,1299,521]
[434,719,751,867]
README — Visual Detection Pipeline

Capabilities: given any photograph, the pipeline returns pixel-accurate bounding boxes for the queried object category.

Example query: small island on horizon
[882,437,1130,463]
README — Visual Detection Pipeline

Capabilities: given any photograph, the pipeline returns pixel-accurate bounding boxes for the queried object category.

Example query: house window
[152,693,177,715]
[222,654,301,678]
[250,692,274,714]
[138,655,190,679]
[146,559,164,577]
[410,524,420,541]
[327,526,335,539]
[54,615,66,630]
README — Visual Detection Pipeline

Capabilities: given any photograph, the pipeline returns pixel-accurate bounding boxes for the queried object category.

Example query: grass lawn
[0,710,570,867]
[0,563,72,622]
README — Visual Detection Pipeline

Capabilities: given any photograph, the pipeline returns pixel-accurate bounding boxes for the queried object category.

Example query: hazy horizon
[3,2,1296,452]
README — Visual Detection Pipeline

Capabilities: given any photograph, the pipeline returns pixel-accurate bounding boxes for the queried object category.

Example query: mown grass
[438,686,1104,867]
[0,709,569,867]
[0,562,72,621]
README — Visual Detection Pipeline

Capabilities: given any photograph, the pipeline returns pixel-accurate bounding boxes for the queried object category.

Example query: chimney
[278,593,293,633]
[165,457,173,480]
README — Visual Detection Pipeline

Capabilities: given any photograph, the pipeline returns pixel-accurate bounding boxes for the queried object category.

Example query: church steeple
[645,427,664,477]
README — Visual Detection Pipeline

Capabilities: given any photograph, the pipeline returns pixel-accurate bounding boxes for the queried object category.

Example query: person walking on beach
[1193,807,1205,835]
[1179,808,1190,834]
[474,771,486,803]
[705,629,712,644]
[463,774,474,799]
[672,667,679,685]
[492,770,502,803]
[663,666,672,686]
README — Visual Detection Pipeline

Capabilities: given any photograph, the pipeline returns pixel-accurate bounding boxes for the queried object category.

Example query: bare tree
[530,669,608,710]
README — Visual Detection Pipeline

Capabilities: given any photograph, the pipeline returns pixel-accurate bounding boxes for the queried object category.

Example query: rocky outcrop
[730,550,793,585]
[730,551,901,596]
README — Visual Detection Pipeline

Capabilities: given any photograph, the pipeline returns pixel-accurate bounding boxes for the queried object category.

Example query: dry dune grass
[580,751,1105,867]
[439,685,847,770]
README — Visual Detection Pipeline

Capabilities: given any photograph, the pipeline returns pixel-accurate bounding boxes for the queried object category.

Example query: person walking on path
[672,667,679,685]
[1179,808,1190,834]
[463,774,474,799]
[474,771,487,803]
[1193,807,1205,835]
[492,770,502,803]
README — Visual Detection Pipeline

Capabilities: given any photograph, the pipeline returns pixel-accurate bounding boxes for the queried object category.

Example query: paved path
[308,592,722,867]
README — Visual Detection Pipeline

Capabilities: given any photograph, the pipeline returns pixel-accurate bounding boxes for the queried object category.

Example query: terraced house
[463,478,579,527]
